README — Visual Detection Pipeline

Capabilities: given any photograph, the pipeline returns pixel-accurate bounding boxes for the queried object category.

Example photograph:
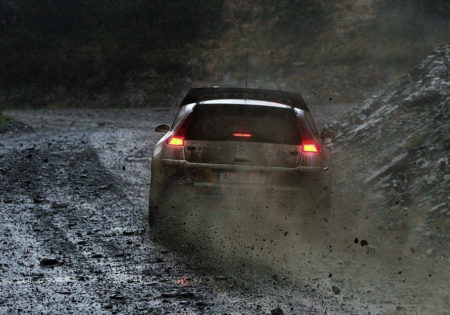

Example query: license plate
[219,172,265,184]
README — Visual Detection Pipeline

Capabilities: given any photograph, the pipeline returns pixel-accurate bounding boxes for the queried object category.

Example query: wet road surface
[1,108,353,314]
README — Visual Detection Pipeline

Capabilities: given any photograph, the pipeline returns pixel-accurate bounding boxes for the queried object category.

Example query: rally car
[148,87,332,224]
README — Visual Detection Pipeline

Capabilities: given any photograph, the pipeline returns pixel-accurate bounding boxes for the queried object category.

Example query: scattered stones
[31,274,44,281]
[271,306,284,315]
[33,196,45,204]
[52,202,69,209]
[39,258,58,267]
[161,292,196,299]
[109,295,126,301]
[332,285,341,295]
[91,253,103,259]
[196,301,208,307]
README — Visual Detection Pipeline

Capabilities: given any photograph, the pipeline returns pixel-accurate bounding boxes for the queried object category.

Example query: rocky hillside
[332,45,449,252]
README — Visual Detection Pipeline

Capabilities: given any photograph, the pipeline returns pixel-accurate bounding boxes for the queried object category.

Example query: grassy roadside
[0,112,31,133]
[0,113,14,125]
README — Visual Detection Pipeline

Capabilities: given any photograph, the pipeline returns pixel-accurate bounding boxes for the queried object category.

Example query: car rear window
[185,104,301,144]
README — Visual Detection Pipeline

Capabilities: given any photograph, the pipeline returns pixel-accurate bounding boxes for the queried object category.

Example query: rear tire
[148,179,159,226]
[148,201,156,226]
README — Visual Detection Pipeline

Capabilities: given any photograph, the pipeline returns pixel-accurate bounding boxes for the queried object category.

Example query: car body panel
[149,88,332,223]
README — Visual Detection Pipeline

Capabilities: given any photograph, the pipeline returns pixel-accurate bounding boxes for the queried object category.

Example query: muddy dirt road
[1,107,356,314]
[1,106,447,314]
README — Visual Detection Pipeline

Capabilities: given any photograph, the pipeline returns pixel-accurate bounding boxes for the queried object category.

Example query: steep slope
[332,45,449,251]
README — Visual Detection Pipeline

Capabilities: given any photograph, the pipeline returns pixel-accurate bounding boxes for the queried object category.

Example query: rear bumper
[162,159,328,173]
[182,181,311,193]
[159,159,330,196]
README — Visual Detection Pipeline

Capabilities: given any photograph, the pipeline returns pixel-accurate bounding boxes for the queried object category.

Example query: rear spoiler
[181,87,310,112]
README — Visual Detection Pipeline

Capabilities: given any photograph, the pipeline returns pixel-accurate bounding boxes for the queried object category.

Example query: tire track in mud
[0,132,219,313]
[2,135,125,260]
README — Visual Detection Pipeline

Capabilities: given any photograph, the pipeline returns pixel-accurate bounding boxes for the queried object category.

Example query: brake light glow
[233,132,252,138]
[167,136,184,146]
[301,141,320,153]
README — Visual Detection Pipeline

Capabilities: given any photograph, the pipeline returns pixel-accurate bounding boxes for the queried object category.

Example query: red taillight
[301,141,320,153]
[167,136,184,146]
[165,113,192,147]
[233,132,252,138]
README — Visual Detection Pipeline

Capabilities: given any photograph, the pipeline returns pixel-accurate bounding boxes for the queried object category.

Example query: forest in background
[0,0,448,107]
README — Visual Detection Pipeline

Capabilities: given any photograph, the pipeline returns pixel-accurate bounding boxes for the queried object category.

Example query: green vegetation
[0,113,13,124]
[0,113,15,131]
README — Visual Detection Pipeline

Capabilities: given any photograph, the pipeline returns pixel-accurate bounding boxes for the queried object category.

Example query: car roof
[180,87,310,112]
